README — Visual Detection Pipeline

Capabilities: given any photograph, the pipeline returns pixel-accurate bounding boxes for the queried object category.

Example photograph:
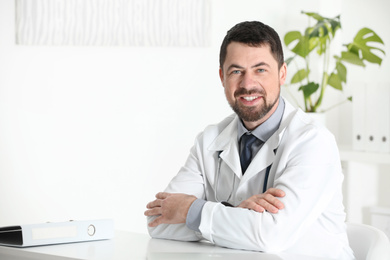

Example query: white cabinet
[339,145,390,227]
[370,207,390,239]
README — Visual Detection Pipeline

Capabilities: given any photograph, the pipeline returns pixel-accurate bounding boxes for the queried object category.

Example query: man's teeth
[243,96,258,101]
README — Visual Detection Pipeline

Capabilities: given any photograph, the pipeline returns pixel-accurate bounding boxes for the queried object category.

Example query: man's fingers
[265,188,285,198]
[274,199,284,209]
[146,192,170,209]
[249,202,265,213]
[144,207,162,217]
[145,192,197,227]
[155,192,169,199]
[258,199,279,213]
[238,190,285,213]
[261,193,284,210]
[239,200,265,213]
[148,216,163,227]
[146,199,162,209]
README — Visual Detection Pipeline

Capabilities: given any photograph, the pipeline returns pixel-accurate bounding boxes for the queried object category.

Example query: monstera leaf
[344,28,386,66]
[284,31,313,58]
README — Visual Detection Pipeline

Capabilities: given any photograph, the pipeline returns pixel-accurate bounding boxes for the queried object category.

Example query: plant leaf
[299,82,319,99]
[328,73,343,90]
[329,18,341,36]
[316,36,327,55]
[336,62,347,83]
[355,27,384,44]
[341,51,365,66]
[301,13,341,57]
[284,31,312,58]
[303,12,341,39]
[347,28,386,65]
[302,11,325,21]
[311,23,329,38]
[309,37,319,51]
[291,69,310,84]
[284,31,301,46]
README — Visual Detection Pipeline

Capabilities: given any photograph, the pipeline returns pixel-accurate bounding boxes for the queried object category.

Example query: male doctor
[144,21,355,259]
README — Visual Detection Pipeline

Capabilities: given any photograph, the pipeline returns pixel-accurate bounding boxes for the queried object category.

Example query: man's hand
[238,188,285,213]
[144,192,197,227]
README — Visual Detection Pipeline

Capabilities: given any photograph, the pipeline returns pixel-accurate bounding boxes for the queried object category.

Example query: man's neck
[242,98,280,131]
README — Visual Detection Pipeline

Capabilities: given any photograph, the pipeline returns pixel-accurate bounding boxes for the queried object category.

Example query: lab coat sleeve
[199,127,344,253]
[147,134,206,241]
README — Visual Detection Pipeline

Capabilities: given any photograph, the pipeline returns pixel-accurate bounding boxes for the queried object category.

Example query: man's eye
[232,70,241,74]
[257,68,265,72]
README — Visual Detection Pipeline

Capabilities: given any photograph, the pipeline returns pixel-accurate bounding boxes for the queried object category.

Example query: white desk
[0,231,332,260]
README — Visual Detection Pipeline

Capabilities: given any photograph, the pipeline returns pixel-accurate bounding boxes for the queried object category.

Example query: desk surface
[0,231,332,260]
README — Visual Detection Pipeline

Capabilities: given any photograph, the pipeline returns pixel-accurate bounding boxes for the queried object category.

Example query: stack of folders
[353,82,390,153]
[0,219,114,247]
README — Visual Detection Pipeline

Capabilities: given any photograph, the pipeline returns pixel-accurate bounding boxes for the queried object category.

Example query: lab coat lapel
[208,99,297,182]
[241,100,295,183]
[241,132,279,182]
[208,115,242,178]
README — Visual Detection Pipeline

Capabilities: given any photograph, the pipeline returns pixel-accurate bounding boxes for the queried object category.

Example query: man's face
[220,42,287,130]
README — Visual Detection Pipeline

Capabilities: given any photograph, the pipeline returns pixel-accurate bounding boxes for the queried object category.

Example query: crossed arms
[143,119,343,253]
[144,188,285,228]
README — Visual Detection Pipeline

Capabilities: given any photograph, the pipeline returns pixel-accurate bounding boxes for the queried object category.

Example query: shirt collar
[237,97,285,142]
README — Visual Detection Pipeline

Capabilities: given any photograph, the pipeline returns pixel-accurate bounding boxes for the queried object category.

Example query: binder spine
[0,219,114,247]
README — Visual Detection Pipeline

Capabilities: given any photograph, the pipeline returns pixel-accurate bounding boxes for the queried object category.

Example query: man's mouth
[242,96,260,101]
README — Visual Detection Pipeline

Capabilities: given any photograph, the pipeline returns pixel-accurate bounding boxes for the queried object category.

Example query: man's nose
[240,72,257,89]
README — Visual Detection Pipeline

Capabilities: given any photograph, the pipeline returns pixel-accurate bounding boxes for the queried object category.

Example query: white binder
[366,83,390,153]
[352,82,367,151]
[0,219,114,247]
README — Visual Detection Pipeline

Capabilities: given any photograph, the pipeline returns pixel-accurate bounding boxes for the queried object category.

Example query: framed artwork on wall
[15,0,211,47]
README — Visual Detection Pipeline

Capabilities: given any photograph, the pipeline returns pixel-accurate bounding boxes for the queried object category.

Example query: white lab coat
[147,99,355,259]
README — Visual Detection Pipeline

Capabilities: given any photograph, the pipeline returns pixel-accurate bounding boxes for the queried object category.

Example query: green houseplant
[283,11,385,112]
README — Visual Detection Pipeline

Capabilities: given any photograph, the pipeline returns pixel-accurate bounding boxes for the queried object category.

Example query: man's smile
[242,96,261,102]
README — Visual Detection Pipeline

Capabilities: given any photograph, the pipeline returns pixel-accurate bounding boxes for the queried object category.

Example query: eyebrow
[226,62,270,72]
[251,62,270,68]
[226,64,244,72]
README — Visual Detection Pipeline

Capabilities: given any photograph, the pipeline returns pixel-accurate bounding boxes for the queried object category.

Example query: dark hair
[219,21,284,70]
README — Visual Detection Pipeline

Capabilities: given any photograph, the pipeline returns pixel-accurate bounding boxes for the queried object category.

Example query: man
[144,21,355,259]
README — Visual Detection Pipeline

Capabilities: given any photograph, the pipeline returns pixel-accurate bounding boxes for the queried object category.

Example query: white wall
[0,0,389,234]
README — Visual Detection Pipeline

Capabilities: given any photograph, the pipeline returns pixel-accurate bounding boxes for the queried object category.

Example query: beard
[228,87,279,122]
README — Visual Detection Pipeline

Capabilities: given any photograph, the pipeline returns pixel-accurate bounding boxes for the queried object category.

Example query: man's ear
[219,67,224,87]
[279,62,287,85]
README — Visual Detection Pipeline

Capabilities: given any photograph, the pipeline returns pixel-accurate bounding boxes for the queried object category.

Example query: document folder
[0,219,114,247]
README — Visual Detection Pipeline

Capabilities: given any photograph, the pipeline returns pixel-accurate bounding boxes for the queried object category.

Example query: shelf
[338,145,390,165]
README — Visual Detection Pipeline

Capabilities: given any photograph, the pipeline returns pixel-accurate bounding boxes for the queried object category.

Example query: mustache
[234,88,265,97]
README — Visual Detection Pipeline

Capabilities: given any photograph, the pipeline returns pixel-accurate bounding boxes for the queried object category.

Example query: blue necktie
[240,134,258,174]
